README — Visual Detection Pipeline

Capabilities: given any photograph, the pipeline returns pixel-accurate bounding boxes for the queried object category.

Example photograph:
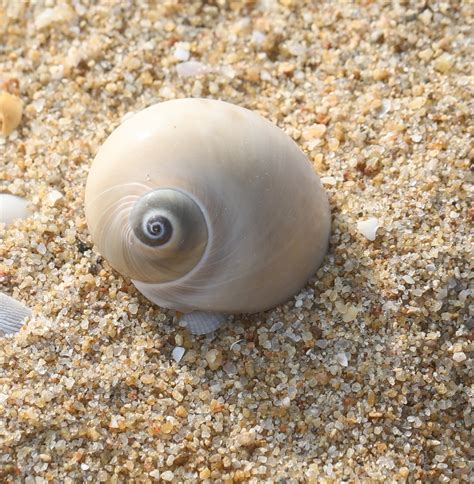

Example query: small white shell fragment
[171,346,185,363]
[377,99,391,118]
[173,42,190,61]
[176,61,208,78]
[336,352,349,367]
[180,311,227,335]
[229,339,244,351]
[357,217,379,241]
[0,292,32,335]
[0,193,31,225]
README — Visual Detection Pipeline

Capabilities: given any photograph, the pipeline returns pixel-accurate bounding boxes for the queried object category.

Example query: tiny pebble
[46,190,63,207]
[128,303,138,315]
[141,374,155,385]
[236,431,256,447]
[321,176,337,186]
[434,53,454,73]
[161,470,174,482]
[173,42,190,61]
[176,61,208,77]
[343,305,359,323]
[316,339,328,349]
[206,349,223,370]
[336,352,349,367]
[452,352,466,363]
[303,124,327,140]
[36,243,47,255]
[223,361,237,375]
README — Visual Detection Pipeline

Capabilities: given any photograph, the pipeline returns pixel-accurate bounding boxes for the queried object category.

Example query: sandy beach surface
[1,1,472,482]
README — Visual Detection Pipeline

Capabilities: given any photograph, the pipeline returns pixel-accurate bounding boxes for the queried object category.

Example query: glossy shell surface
[85,98,331,313]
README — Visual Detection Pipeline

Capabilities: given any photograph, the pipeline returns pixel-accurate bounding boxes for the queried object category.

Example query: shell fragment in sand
[0,193,31,225]
[180,311,227,335]
[0,292,31,335]
[357,217,379,241]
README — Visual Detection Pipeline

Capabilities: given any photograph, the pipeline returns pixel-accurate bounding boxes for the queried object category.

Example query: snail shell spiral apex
[85,98,331,319]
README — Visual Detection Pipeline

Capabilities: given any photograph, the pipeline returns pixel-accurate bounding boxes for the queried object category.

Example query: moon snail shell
[85,98,331,331]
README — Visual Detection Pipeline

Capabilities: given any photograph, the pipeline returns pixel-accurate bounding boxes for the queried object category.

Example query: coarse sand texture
[0,1,472,482]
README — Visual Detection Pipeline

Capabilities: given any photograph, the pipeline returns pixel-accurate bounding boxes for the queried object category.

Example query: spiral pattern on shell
[85,98,331,314]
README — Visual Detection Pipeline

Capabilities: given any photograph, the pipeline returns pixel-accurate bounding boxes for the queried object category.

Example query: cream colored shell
[85,98,331,314]
[0,193,30,225]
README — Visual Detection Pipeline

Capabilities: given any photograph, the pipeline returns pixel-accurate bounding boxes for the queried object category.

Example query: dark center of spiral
[144,215,172,245]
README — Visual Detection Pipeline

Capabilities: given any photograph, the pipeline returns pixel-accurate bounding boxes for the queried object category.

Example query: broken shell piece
[176,61,208,77]
[0,193,31,225]
[0,292,31,335]
[357,217,379,241]
[0,91,23,136]
[171,346,185,363]
[180,311,227,335]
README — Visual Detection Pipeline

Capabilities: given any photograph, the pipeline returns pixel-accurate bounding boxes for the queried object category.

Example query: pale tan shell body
[85,98,330,314]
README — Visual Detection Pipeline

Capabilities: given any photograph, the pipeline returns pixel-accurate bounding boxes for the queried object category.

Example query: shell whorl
[85,98,331,314]
[86,185,208,284]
